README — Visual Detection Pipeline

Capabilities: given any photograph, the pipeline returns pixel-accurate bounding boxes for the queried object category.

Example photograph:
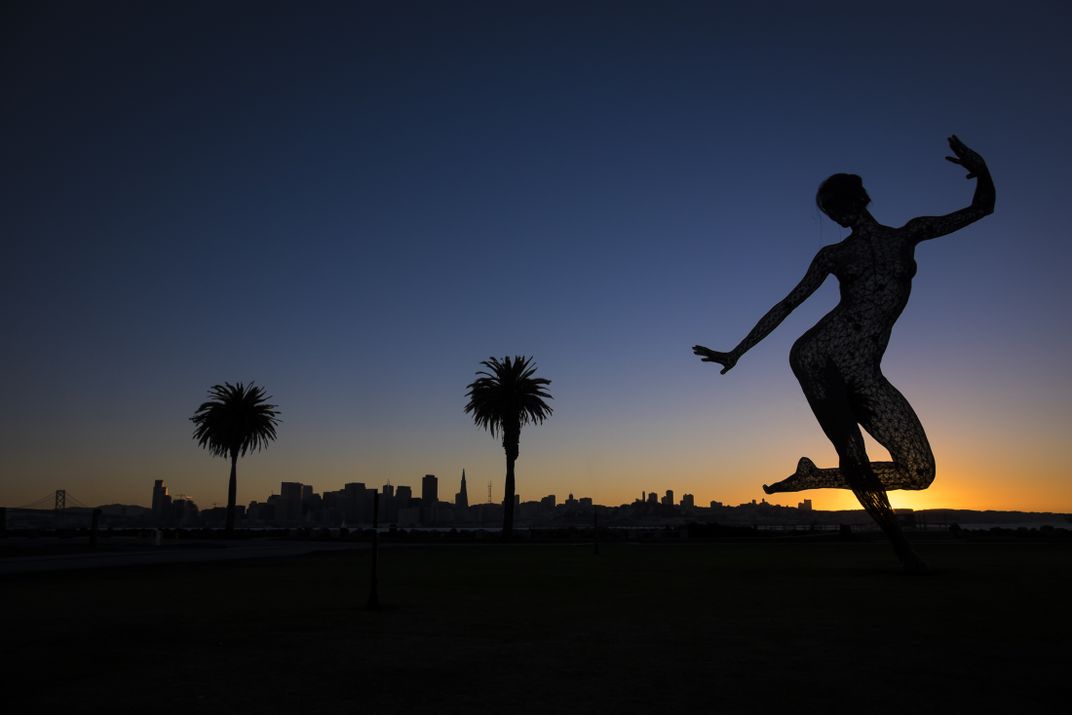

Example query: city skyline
[18,474,1066,536]
[21,473,896,532]
[16,463,1067,521]
[48,471,711,513]
[4,3,1070,514]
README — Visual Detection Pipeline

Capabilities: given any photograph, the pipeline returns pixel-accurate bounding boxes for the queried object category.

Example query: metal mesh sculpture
[694,136,995,570]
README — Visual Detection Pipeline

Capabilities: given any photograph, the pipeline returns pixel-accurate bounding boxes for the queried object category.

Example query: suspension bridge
[12,489,93,511]
[2,489,99,530]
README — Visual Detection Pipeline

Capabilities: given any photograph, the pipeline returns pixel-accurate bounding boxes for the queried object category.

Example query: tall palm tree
[190,382,280,533]
[465,356,553,536]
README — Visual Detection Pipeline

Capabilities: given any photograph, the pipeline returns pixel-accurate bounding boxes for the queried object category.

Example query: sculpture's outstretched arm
[905,135,995,243]
[694,247,833,373]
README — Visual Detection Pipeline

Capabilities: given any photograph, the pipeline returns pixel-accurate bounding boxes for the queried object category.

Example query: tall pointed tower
[455,469,469,509]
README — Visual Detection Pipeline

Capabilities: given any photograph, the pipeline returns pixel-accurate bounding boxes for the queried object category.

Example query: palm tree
[465,356,553,536]
[190,382,280,534]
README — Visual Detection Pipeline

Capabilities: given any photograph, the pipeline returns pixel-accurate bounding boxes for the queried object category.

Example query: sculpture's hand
[945,134,987,179]
[692,345,738,375]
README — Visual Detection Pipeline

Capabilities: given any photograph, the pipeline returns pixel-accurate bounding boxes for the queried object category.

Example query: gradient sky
[3,1,1070,513]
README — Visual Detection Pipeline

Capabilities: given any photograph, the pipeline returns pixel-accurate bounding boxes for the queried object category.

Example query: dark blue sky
[3,1,1070,511]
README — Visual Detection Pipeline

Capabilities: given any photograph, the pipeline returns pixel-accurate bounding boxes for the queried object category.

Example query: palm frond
[190,381,281,458]
[464,356,553,438]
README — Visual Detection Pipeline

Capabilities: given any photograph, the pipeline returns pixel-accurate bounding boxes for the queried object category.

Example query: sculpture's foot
[763,457,818,494]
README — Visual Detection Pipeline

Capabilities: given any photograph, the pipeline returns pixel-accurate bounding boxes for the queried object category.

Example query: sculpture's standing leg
[793,362,925,571]
[836,425,925,572]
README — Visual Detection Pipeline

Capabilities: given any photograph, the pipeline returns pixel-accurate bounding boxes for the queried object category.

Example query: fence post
[367,491,380,610]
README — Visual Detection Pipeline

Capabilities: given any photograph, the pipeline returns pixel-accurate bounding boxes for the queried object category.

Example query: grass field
[5,538,1070,713]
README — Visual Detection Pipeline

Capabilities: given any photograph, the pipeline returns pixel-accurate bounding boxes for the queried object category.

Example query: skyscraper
[280,482,303,523]
[151,480,171,523]
[455,469,468,509]
[422,474,438,504]
[420,474,439,526]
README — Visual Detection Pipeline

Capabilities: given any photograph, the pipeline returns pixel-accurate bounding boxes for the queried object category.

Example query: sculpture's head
[817,173,870,228]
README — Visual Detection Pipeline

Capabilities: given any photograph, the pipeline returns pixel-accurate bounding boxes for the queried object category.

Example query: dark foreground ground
[4,537,1070,713]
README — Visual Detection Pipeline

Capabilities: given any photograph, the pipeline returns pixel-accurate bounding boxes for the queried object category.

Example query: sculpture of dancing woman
[693,136,995,570]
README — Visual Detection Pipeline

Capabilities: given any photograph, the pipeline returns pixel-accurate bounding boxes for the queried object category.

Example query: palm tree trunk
[503,452,516,538]
[502,427,520,538]
[225,452,238,534]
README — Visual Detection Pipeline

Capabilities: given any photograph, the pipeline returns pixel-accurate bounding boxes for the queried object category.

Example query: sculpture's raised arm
[904,134,995,243]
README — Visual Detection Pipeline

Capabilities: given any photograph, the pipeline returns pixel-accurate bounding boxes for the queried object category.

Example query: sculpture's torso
[796,224,918,373]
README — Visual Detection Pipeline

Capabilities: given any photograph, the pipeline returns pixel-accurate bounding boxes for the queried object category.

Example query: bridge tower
[54,489,66,529]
